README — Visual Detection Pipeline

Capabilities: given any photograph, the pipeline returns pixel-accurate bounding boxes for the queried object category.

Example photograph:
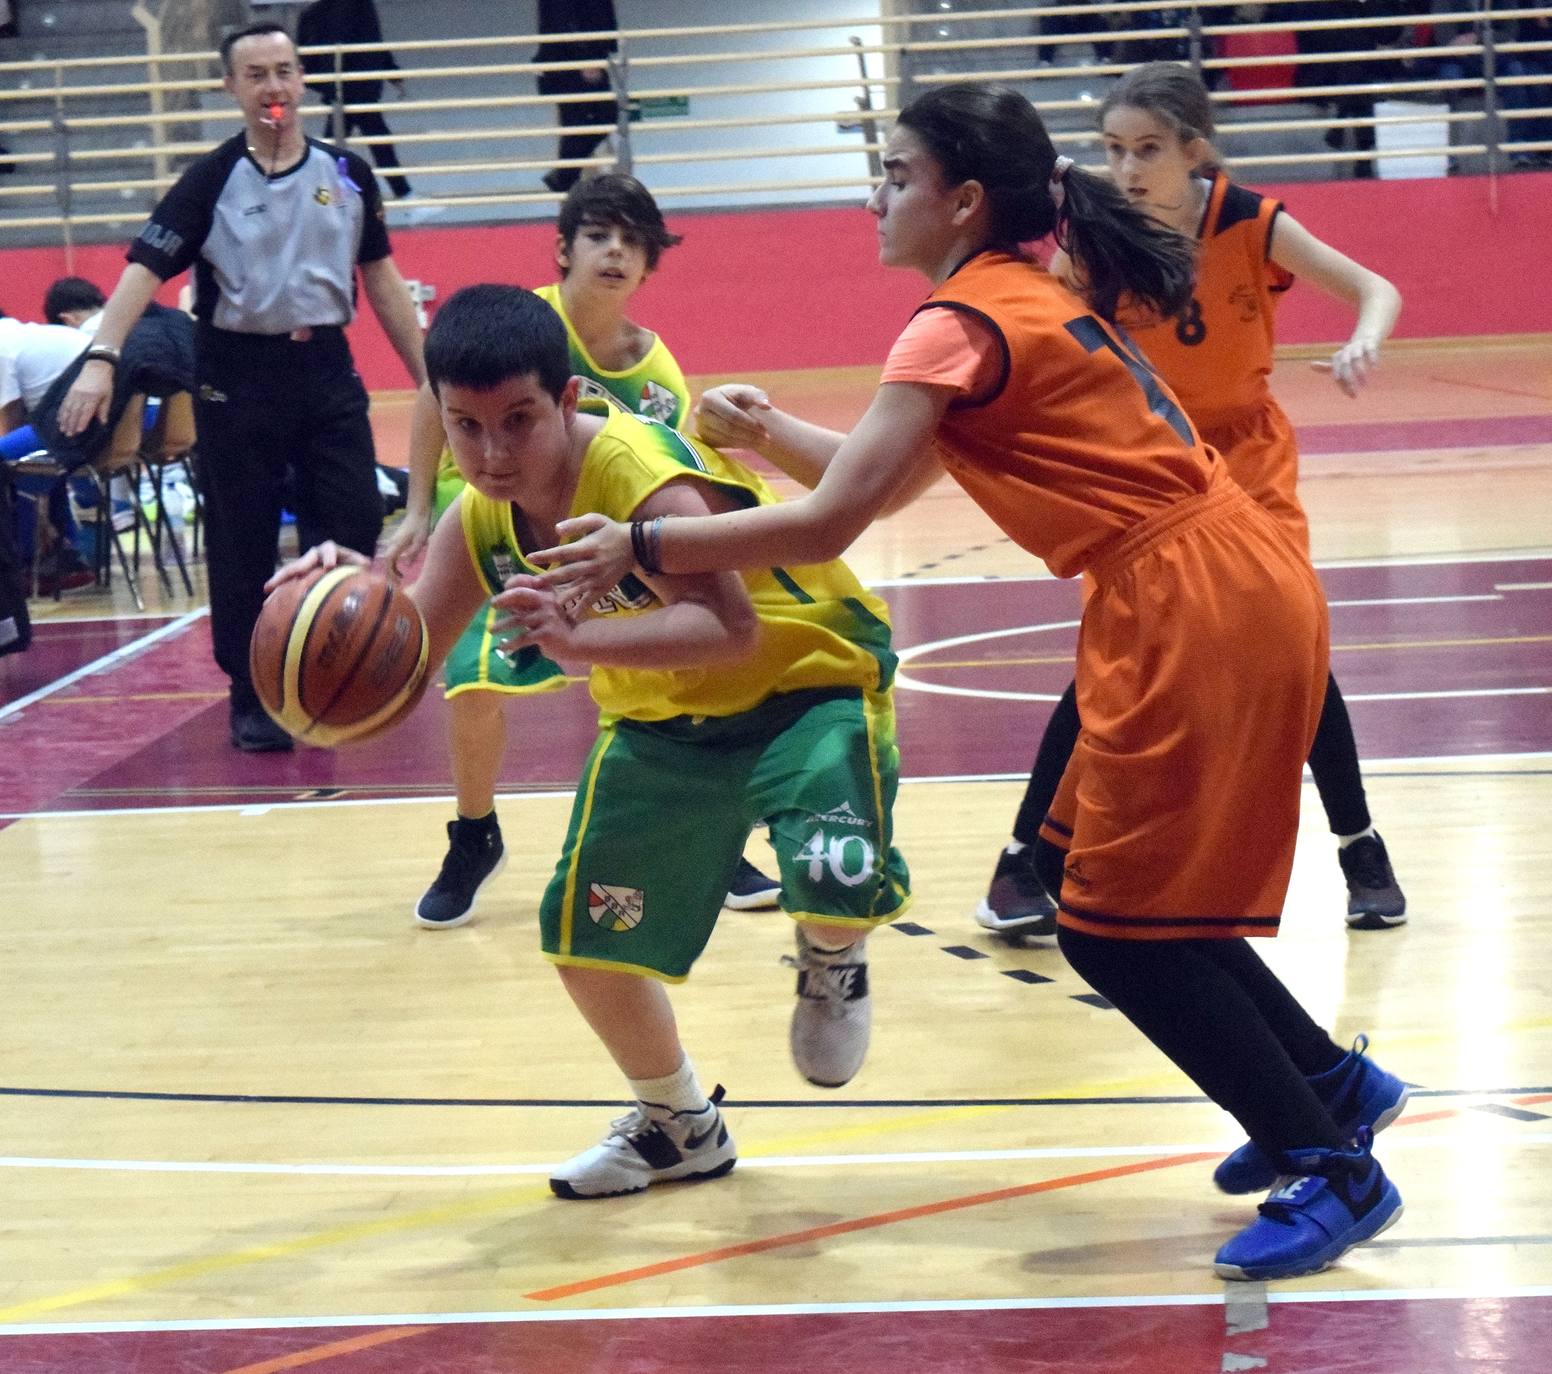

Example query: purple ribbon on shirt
[336,157,362,196]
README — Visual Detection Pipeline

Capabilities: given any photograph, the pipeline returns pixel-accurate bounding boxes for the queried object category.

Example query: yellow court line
[0,1059,1201,1326]
[0,1182,552,1326]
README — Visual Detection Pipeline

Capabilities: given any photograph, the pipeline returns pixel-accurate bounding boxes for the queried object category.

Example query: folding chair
[14,395,152,610]
[139,391,199,596]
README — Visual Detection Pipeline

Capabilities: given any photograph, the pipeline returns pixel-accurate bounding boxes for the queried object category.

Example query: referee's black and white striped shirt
[127,135,390,336]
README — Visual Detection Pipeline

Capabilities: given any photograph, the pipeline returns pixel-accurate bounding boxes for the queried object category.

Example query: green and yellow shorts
[540,687,911,981]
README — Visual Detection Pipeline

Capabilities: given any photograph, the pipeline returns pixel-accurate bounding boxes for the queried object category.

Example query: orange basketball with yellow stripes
[249,566,428,747]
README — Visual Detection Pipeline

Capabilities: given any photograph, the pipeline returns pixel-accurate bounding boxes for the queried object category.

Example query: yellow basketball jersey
[459,409,895,723]
[435,283,692,489]
[535,282,691,427]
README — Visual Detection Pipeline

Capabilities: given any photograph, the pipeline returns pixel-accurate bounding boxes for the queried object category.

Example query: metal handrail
[2,2,1544,244]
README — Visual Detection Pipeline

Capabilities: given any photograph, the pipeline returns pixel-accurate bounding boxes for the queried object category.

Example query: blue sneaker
[1214,1129,1402,1281]
[1214,1035,1409,1194]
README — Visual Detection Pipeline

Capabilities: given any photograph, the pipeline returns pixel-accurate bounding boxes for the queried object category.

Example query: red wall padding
[2,171,1547,391]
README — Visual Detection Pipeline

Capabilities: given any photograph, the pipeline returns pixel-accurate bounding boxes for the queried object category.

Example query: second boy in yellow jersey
[383,174,780,928]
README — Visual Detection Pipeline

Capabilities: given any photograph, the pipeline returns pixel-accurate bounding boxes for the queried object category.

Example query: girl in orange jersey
[980,62,1405,943]
[526,83,1405,1281]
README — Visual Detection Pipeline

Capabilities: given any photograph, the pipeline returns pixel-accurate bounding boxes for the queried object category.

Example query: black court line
[6,1083,1550,1110]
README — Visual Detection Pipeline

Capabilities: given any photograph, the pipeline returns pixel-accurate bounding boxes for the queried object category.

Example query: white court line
[1344,686,1551,702]
[0,608,207,725]
[1,1131,1544,1179]
[4,1286,1551,1338]
[1498,582,1552,592]
[870,550,1552,588]
[1326,594,1500,607]
[1312,550,1552,570]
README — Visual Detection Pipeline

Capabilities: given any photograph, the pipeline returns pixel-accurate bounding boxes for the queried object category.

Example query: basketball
[249,566,428,747]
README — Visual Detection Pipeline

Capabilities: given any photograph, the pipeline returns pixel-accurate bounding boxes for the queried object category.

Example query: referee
[57,21,426,752]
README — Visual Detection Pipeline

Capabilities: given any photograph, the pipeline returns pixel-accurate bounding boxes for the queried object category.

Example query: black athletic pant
[194,325,382,715]
[544,89,615,191]
[1059,927,1347,1156]
[1010,671,1371,847]
[341,109,411,198]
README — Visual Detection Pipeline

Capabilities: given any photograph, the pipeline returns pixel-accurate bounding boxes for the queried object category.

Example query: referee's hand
[56,359,115,437]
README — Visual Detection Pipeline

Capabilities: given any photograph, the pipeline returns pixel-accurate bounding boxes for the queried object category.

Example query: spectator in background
[1293,1,1410,179]
[42,276,106,328]
[297,0,412,198]
[1089,3,1191,66]
[1035,3,1190,67]
[1,306,99,594]
[537,0,619,193]
[1426,1,1552,169]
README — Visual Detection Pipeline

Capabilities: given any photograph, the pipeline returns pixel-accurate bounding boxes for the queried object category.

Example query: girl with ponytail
[987,62,1407,946]
[530,80,1402,1283]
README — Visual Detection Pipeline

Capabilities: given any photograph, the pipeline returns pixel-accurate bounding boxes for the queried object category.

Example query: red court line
[523,1152,1218,1302]
[217,1325,435,1374]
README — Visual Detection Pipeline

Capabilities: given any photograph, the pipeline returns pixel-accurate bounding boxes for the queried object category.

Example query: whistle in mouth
[263,102,285,125]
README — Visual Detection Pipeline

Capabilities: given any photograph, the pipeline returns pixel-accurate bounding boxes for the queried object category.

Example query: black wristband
[629,519,650,572]
[645,515,665,576]
[83,346,121,368]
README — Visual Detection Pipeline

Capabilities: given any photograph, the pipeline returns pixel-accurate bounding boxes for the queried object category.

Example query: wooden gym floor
[1,339,1550,1372]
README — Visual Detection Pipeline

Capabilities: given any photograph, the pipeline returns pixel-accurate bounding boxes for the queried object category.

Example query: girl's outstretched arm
[1269,214,1402,397]
[533,381,949,600]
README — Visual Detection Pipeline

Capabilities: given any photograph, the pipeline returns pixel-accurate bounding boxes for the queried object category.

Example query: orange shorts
[1040,479,1329,941]
[1201,402,1308,556]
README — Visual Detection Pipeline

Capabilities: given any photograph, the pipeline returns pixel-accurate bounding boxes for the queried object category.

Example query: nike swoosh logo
[683,1117,722,1152]
[1350,1163,1386,1216]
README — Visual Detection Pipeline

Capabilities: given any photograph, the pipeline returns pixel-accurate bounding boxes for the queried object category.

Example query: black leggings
[1058,927,1346,1155]
[1011,671,1370,847]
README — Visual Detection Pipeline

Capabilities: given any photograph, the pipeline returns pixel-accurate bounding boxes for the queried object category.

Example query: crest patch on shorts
[588,883,644,932]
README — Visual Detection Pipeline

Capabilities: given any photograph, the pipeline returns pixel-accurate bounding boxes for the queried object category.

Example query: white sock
[629,1055,709,1116]
[1004,840,1028,856]
[1338,826,1377,850]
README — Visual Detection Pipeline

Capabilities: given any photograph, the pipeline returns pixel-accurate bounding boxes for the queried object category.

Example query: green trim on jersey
[536,282,691,427]
[460,409,897,722]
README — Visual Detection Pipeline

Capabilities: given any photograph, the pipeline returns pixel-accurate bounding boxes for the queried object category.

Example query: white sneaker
[789,929,871,1088]
[549,1086,736,1199]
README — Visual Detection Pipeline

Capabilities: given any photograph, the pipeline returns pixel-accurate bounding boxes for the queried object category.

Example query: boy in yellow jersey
[279,285,909,1197]
[383,174,779,927]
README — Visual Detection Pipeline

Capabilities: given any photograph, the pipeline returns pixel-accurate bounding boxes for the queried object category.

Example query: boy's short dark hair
[425,284,571,401]
[43,276,107,324]
[220,22,294,74]
[556,173,683,275]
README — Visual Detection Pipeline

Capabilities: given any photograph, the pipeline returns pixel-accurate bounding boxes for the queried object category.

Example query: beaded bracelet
[630,516,668,575]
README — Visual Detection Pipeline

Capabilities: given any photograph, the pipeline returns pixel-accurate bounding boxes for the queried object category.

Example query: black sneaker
[229,705,293,753]
[974,848,1057,935]
[724,856,781,910]
[1340,833,1407,930]
[415,816,506,929]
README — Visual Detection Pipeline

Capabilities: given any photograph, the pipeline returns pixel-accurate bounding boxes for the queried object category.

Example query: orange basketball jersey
[901,251,1219,578]
[1129,172,1293,427]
